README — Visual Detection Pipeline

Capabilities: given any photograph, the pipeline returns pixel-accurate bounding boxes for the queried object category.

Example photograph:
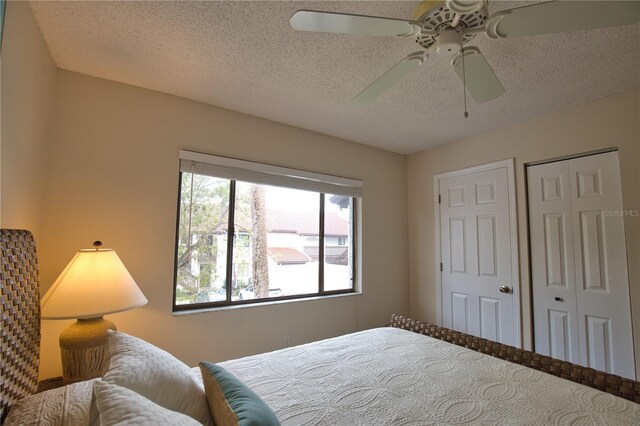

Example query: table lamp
[41,241,147,384]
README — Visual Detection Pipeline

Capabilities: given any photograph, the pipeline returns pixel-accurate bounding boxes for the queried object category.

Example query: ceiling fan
[290,1,640,106]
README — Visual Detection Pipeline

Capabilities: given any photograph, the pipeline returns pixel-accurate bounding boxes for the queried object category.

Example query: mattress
[6,327,640,425]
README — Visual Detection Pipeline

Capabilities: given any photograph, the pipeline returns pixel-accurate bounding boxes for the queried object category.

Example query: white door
[438,162,518,346]
[528,151,635,379]
[528,160,580,364]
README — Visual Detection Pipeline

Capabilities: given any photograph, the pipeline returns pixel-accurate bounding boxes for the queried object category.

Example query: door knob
[499,285,511,294]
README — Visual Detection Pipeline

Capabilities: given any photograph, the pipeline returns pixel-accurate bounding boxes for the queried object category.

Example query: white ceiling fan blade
[486,1,640,39]
[352,52,428,106]
[451,47,504,104]
[290,10,421,37]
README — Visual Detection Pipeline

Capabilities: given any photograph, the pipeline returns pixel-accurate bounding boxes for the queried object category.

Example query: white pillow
[102,330,213,425]
[94,380,202,425]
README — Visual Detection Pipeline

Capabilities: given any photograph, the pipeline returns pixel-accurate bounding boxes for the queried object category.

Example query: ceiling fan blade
[290,10,421,37]
[486,1,640,39]
[352,52,428,105]
[451,47,504,104]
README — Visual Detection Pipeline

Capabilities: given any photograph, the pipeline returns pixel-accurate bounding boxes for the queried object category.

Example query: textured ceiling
[29,1,640,154]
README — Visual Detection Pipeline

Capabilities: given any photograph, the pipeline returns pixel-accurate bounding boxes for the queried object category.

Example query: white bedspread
[219,327,640,425]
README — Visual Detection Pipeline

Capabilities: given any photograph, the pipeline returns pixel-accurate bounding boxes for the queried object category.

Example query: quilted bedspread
[219,327,640,425]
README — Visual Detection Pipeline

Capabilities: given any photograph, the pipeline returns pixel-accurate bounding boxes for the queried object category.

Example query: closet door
[529,151,635,380]
[569,152,635,379]
[528,161,580,364]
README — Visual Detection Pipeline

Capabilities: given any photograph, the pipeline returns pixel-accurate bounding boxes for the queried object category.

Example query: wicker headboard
[390,314,640,403]
[0,230,41,422]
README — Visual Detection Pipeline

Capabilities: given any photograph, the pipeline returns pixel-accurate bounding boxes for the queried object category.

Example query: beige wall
[408,89,640,371]
[0,1,57,242]
[36,71,409,379]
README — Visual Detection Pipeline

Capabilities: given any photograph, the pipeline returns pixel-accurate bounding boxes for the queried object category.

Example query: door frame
[433,158,521,347]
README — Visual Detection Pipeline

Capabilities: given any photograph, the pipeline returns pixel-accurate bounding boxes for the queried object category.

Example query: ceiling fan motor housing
[445,0,485,15]
[413,0,488,50]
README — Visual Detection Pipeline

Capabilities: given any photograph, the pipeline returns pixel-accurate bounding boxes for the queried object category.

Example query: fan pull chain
[461,47,468,118]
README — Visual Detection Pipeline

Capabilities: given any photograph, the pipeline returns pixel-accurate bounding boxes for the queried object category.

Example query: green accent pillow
[199,362,280,426]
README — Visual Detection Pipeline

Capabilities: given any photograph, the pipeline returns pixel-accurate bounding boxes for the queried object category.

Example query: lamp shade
[41,248,147,320]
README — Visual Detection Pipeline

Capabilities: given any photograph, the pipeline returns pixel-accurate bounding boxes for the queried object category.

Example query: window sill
[172,290,362,316]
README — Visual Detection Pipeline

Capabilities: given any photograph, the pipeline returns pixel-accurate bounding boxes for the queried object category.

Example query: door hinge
[438,194,441,204]
[440,262,443,272]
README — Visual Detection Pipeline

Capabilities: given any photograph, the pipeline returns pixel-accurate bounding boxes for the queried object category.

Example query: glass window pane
[175,172,230,305]
[324,194,354,291]
[232,182,319,301]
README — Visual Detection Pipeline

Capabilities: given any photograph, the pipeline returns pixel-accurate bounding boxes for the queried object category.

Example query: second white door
[438,162,518,346]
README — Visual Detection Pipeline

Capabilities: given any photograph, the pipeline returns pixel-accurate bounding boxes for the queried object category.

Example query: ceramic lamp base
[60,317,116,384]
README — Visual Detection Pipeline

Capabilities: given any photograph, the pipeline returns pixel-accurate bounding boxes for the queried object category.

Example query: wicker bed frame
[390,313,640,403]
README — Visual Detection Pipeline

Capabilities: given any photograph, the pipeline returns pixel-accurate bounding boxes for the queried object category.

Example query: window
[174,150,361,310]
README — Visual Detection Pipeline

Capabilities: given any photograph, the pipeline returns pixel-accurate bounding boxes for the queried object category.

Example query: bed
[2,229,640,425]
